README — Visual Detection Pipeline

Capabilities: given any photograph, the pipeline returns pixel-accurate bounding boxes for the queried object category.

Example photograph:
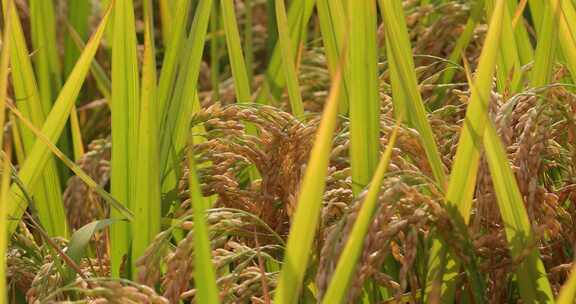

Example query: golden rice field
[0,0,575,303]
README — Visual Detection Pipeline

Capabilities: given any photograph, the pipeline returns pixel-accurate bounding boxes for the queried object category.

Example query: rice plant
[0,0,575,303]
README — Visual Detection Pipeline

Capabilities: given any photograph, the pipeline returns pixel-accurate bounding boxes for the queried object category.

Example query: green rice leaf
[425,0,505,301]
[0,5,11,301]
[0,150,11,304]
[6,102,133,222]
[274,0,304,117]
[485,0,522,95]
[131,0,161,276]
[483,122,554,303]
[5,0,112,238]
[379,0,446,186]
[2,0,67,238]
[65,24,111,99]
[63,0,91,77]
[68,219,116,268]
[159,0,173,47]
[221,0,252,103]
[322,121,401,304]
[273,63,343,304]
[156,0,192,118]
[349,0,380,195]
[187,136,220,304]
[316,0,350,114]
[558,0,576,82]
[256,0,315,104]
[159,0,212,182]
[530,0,560,88]
[110,0,140,278]
[30,0,62,113]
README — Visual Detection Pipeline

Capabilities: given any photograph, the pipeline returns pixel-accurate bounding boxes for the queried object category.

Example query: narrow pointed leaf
[187,137,220,304]
[483,122,554,303]
[425,0,505,301]
[274,0,304,117]
[131,0,161,275]
[221,0,252,103]
[5,1,113,237]
[110,0,140,278]
[2,0,67,237]
[379,0,446,186]
[322,121,401,303]
[274,67,343,304]
[316,0,350,114]
[349,0,381,195]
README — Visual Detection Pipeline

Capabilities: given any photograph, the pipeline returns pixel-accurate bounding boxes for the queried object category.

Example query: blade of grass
[29,0,62,114]
[528,0,544,36]
[0,147,11,304]
[210,1,221,102]
[273,58,343,304]
[0,0,11,150]
[65,23,111,100]
[437,0,485,86]
[63,0,91,77]
[244,0,254,87]
[558,0,576,82]
[424,0,505,301]
[2,0,67,237]
[31,0,83,166]
[61,0,91,161]
[483,121,554,303]
[256,0,315,104]
[159,0,212,183]
[316,0,350,114]
[0,6,11,301]
[100,0,115,47]
[159,0,173,47]
[5,0,113,236]
[349,0,381,195]
[275,0,304,117]
[220,0,260,180]
[221,0,252,103]
[110,0,140,278]
[131,0,161,277]
[322,120,401,303]
[187,135,220,304]
[6,102,132,224]
[486,0,523,95]
[379,0,446,187]
[530,0,560,88]
[156,0,193,118]
[506,0,534,65]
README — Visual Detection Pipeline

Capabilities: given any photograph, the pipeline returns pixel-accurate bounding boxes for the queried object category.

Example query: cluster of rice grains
[7,0,576,302]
